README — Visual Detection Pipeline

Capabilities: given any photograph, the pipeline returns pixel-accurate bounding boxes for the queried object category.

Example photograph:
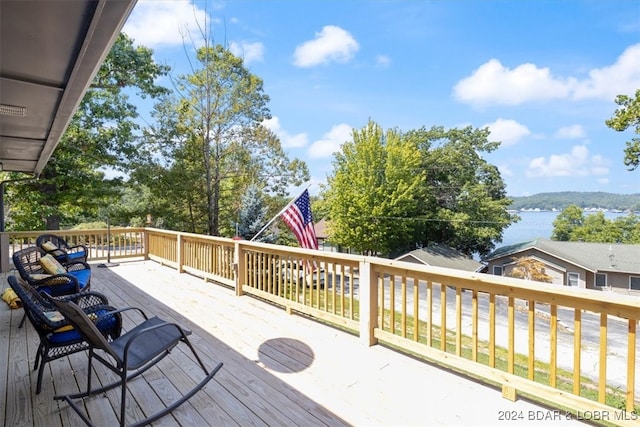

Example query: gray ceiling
[0,0,137,176]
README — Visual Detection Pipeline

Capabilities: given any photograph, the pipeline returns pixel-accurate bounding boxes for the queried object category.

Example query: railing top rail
[2,227,145,237]
[235,239,364,264]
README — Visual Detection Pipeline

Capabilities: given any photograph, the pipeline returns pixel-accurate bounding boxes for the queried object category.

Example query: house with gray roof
[396,244,484,272]
[482,238,640,294]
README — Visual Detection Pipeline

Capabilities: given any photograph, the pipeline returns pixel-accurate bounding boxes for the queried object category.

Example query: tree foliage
[323,121,515,256]
[551,205,584,241]
[419,126,515,256]
[236,184,277,242]
[136,42,308,236]
[551,204,640,243]
[324,121,425,255]
[5,33,169,230]
[606,89,640,170]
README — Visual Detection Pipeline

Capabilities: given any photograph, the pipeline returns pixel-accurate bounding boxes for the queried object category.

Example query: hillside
[509,192,640,211]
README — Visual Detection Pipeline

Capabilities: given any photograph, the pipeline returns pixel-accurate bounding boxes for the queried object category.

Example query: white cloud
[572,43,640,101]
[262,117,308,148]
[230,41,264,64]
[484,118,530,146]
[453,59,571,106]
[526,145,610,177]
[309,124,353,158]
[453,43,640,106]
[553,124,586,139]
[123,0,210,48]
[376,55,391,67]
[293,26,359,67]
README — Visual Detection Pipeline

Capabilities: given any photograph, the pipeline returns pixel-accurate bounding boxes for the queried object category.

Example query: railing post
[177,233,184,273]
[234,239,245,296]
[143,228,149,260]
[0,232,9,273]
[359,258,378,346]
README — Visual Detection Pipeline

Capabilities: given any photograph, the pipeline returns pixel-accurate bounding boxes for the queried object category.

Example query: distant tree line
[552,204,640,243]
[510,192,640,212]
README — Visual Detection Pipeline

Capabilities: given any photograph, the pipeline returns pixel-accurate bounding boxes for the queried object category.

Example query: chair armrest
[37,302,120,332]
[65,260,91,272]
[94,306,148,323]
[52,291,110,308]
[67,243,88,254]
[31,308,69,331]
[30,274,80,295]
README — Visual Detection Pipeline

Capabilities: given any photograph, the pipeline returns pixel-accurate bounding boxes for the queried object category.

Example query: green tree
[551,205,584,241]
[324,122,514,256]
[140,43,308,236]
[570,211,612,242]
[324,121,425,255]
[418,126,514,256]
[552,205,640,243]
[606,89,640,170]
[5,33,169,230]
[237,184,276,242]
[107,184,161,228]
[612,213,640,243]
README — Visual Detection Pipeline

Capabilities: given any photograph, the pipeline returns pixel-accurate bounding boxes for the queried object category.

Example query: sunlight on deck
[0,259,588,426]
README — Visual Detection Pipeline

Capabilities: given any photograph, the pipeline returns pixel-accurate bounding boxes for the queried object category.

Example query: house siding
[484,239,640,295]
[590,271,640,296]
[486,248,588,288]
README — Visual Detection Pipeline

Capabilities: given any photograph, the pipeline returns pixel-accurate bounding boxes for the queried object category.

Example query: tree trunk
[46,215,60,230]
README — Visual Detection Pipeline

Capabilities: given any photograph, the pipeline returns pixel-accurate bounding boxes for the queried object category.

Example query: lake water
[499,210,630,247]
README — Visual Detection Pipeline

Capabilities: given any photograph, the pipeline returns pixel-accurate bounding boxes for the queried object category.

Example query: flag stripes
[280,189,318,250]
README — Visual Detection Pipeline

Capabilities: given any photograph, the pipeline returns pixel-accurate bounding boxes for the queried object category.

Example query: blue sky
[123,0,640,197]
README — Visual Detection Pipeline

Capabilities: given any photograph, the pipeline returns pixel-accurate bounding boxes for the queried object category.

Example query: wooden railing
[1,228,146,271]
[3,227,640,424]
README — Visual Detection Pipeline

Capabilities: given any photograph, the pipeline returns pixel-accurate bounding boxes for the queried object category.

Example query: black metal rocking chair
[46,296,223,427]
[7,275,122,394]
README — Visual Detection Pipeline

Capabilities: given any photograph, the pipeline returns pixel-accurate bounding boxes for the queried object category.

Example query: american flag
[280,189,318,250]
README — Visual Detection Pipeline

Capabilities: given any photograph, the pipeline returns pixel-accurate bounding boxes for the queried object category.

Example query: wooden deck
[0,259,587,426]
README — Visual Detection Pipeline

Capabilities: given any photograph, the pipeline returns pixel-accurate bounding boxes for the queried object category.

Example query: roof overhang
[0,0,137,176]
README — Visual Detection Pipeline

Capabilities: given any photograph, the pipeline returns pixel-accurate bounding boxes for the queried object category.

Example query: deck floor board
[0,260,585,426]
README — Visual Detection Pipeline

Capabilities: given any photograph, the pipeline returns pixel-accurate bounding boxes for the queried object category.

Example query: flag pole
[250,184,311,241]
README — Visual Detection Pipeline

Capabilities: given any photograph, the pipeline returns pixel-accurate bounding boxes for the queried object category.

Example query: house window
[493,265,503,276]
[595,273,607,287]
[630,276,640,291]
[567,272,579,287]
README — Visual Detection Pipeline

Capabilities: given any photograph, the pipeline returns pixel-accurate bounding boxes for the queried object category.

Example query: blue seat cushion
[68,269,91,290]
[48,308,117,344]
[67,251,86,261]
